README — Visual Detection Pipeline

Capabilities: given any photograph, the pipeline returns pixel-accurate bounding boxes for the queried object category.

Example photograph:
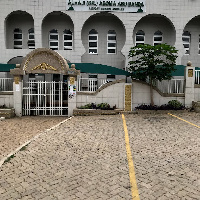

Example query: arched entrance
[22,48,69,115]
[10,48,80,116]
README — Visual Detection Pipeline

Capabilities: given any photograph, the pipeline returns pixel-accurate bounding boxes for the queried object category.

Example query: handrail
[0,78,13,91]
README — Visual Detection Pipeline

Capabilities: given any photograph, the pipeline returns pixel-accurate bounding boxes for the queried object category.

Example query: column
[13,75,23,117]
[67,64,80,117]
[185,61,195,107]
[124,83,132,111]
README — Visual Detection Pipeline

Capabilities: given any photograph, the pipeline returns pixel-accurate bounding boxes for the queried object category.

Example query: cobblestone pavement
[0,113,200,200]
[0,116,66,161]
[125,113,200,200]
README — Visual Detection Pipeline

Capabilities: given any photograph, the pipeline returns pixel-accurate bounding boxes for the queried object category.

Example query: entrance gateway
[10,48,80,116]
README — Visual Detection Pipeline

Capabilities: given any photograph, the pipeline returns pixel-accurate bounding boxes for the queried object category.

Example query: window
[88,29,98,54]
[63,29,73,50]
[107,30,116,54]
[182,31,191,55]
[153,31,163,46]
[28,28,35,49]
[135,30,145,46]
[14,28,22,49]
[49,29,59,50]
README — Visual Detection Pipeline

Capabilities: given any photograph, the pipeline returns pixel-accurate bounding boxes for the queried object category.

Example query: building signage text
[66,0,145,12]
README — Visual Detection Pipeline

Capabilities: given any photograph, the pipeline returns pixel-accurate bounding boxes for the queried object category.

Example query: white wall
[194,87,200,102]
[77,82,125,109]
[0,93,14,108]
[1,0,200,67]
[76,80,186,110]
[132,81,185,109]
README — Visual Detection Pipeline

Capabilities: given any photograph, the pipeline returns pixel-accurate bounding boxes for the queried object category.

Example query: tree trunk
[150,78,154,106]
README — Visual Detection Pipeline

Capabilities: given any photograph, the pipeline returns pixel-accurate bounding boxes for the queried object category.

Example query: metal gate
[23,81,68,116]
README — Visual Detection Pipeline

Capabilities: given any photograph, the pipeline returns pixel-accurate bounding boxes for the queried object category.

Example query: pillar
[124,83,132,111]
[185,61,195,107]
[67,64,80,117]
[13,75,23,116]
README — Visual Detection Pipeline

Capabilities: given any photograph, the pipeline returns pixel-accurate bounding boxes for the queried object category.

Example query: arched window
[88,29,98,54]
[107,30,116,54]
[135,30,145,46]
[182,31,191,55]
[28,28,35,49]
[153,31,163,46]
[49,29,59,50]
[14,28,22,49]
[63,29,73,50]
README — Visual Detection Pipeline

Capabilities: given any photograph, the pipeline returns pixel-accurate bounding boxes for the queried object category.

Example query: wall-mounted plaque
[125,84,132,111]
[188,69,193,77]
[70,77,75,85]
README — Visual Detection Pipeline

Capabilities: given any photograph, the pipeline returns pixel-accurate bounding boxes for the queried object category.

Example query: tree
[128,43,178,106]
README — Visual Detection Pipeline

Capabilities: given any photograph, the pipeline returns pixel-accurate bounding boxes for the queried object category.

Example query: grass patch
[19,144,29,151]
[4,154,15,164]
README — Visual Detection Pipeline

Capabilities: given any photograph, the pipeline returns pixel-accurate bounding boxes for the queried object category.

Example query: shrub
[97,103,110,110]
[136,100,185,110]
[168,100,184,110]
[79,103,96,109]
[78,103,116,110]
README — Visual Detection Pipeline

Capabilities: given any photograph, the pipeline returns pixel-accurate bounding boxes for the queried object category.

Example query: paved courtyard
[0,113,200,199]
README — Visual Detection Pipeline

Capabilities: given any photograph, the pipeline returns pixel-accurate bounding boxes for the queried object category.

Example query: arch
[182,16,200,56]
[42,11,74,50]
[133,14,176,46]
[19,48,69,74]
[5,10,34,49]
[81,12,126,69]
[154,30,163,35]
[7,56,24,64]
[108,30,116,34]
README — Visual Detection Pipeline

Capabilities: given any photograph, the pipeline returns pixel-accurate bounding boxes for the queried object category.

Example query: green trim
[0,64,16,72]
[70,63,131,76]
[0,63,186,76]
[172,65,185,76]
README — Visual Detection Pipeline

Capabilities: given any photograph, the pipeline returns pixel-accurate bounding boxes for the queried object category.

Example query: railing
[0,78,13,91]
[155,79,184,94]
[77,78,109,92]
[195,70,200,84]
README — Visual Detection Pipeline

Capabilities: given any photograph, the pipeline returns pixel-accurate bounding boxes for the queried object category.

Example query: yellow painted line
[122,114,140,200]
[168,113,200,129]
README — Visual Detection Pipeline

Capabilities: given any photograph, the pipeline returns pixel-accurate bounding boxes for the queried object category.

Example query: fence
[195,70,200,84]
[23,81,68,116]
[77,78,109,92]
[155,79,185,94]
[0,78,13,91]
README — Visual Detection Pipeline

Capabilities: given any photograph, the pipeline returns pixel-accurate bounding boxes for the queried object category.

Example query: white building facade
[0,0,200,70]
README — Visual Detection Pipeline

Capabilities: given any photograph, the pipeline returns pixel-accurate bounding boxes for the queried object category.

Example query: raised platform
[0,108,15,118]
[73,109,123,116]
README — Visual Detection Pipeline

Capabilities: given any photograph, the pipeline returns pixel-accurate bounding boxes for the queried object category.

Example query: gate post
[185,61,195,108]
[67,64,80,117]
[13,75,23,117]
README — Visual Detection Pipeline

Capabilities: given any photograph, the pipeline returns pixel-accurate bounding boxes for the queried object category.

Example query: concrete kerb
[0,116,73,168]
